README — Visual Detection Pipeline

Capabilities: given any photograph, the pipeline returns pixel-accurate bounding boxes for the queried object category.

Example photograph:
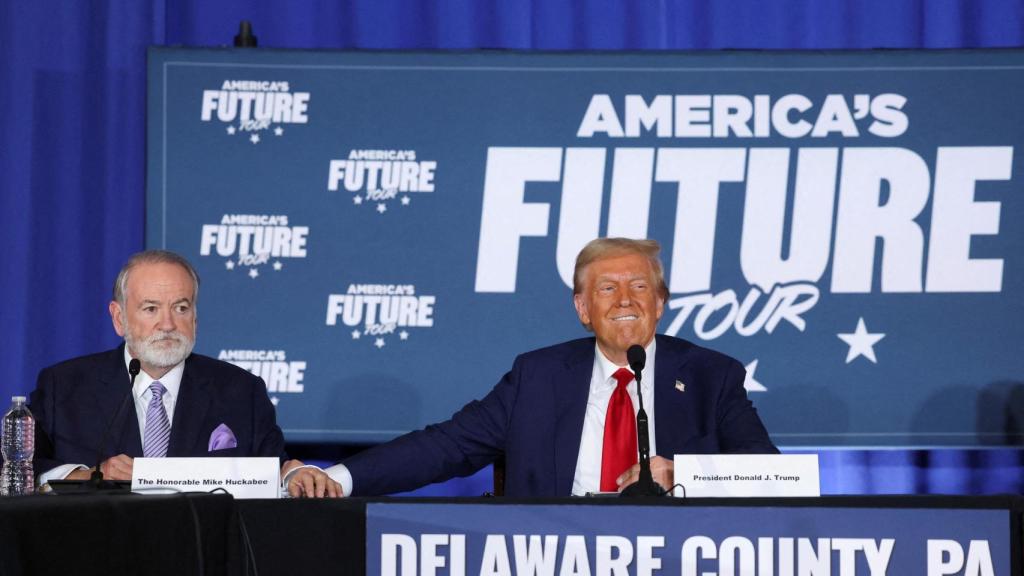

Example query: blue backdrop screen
[147,47,1024,448]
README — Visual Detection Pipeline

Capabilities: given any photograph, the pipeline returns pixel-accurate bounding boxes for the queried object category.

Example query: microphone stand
[85,359,141,491]
[620,356,667,498]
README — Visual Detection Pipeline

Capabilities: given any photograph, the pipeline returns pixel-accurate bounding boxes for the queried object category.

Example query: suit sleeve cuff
[39,464,88,486]
[324,462,353,497]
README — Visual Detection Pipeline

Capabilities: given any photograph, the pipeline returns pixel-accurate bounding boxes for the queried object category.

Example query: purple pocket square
[208,423,238,452]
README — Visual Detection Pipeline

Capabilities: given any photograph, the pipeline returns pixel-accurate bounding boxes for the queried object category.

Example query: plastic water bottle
[1,396,35,496]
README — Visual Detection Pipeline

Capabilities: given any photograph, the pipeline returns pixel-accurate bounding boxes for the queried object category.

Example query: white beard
[126,328,194,369]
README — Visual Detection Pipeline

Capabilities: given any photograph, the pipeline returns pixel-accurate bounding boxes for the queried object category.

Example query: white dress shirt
[129,348,184,440]
[571,339,656,495]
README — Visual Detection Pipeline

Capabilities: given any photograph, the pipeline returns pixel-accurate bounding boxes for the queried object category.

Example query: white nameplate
[131,457,280,499]
[673,454,819,497]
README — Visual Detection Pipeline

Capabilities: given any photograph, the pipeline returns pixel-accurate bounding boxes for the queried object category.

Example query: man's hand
[282,460,343,498]
[615,455,673,492]
[65,454,134,481]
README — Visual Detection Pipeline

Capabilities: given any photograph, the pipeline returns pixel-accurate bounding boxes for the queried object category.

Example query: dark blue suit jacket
[345,335,777,496]
[30,345,286,474]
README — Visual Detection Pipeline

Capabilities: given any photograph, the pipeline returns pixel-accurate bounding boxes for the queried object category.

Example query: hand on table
[282,459,344,498]
[616,455,673,493]
[64,454,134,481]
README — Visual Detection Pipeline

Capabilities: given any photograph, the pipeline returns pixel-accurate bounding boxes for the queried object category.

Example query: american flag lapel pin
[675,380,686,392]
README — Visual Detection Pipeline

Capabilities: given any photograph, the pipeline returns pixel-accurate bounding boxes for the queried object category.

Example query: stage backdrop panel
[147,48,1024,448]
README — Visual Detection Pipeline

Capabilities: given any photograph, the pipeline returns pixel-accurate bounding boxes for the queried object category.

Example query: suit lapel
[98,345,143,458]
[653,335,694,457]
[553,340,595,496]
[167,355,211,457]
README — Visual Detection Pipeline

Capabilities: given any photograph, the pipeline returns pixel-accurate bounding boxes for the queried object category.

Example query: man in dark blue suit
[329,238,777,496]
[31,250,341,497]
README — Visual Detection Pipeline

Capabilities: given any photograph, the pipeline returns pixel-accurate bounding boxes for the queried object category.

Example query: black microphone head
[627,345,646,372]
[128,358,141,377]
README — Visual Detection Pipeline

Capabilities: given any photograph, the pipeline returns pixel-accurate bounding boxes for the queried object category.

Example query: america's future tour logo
[219,349,306,407]
[327,149,437,214]
[199,214,309,279]
[200,80,310,144]
[325,283,436,348]
[472,92,1015,394]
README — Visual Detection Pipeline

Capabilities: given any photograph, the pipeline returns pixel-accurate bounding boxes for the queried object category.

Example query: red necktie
[600,367,638,492]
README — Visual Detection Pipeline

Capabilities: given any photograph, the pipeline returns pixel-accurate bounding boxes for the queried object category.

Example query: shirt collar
[123,346,186,401]
[593,337,657,391]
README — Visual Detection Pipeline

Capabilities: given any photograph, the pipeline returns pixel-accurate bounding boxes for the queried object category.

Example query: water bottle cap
[11,396,26,403]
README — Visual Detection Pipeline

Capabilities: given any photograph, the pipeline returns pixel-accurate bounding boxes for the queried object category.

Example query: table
[1,494,1019,575]
[0,492,238,575]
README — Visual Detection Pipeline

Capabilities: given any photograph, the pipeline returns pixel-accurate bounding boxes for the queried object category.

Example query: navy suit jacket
[30,345,286,475]
[345,334,777,497]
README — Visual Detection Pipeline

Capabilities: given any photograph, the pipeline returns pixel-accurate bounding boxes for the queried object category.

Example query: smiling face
[109,261,196,378]
[573,253,665,366]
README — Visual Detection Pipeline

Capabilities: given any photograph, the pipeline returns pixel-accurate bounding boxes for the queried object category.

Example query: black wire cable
[236,507,260,576]
[178,493,205,576]
[208,487,259,576]
[667,483,687,498]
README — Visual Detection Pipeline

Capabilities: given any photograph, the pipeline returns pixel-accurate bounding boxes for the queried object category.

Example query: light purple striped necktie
[143,381,170,458]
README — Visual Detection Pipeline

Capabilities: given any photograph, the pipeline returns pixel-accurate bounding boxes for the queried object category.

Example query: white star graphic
[351,330,361,339]
[250,133,260,144]
[274,126,284,136]
[376,203,387,214]
[399,330,409,341]
[837,317,886,364]
[270,396,280,407]
[248,268,259,279]
[225,260,235,270]
[273,261,282,271]
[226,125,236,135]
[743,359,767,392]
[353,195,363,205]
[374,338,385,349]
[401,196,410,206]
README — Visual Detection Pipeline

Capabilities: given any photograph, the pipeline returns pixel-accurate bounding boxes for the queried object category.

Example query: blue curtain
[3,0,1024,496]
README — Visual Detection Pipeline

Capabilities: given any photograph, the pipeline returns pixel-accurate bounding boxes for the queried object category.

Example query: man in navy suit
[330,238,777,497]
[31,250,341,497]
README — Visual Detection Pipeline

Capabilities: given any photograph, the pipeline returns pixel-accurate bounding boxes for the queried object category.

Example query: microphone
[620,345,667,497]
[88,358,141,489]
[627,344,645,373]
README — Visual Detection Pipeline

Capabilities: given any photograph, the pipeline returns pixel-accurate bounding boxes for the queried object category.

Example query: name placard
[673,454,819,497]
[131,457,280,499]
